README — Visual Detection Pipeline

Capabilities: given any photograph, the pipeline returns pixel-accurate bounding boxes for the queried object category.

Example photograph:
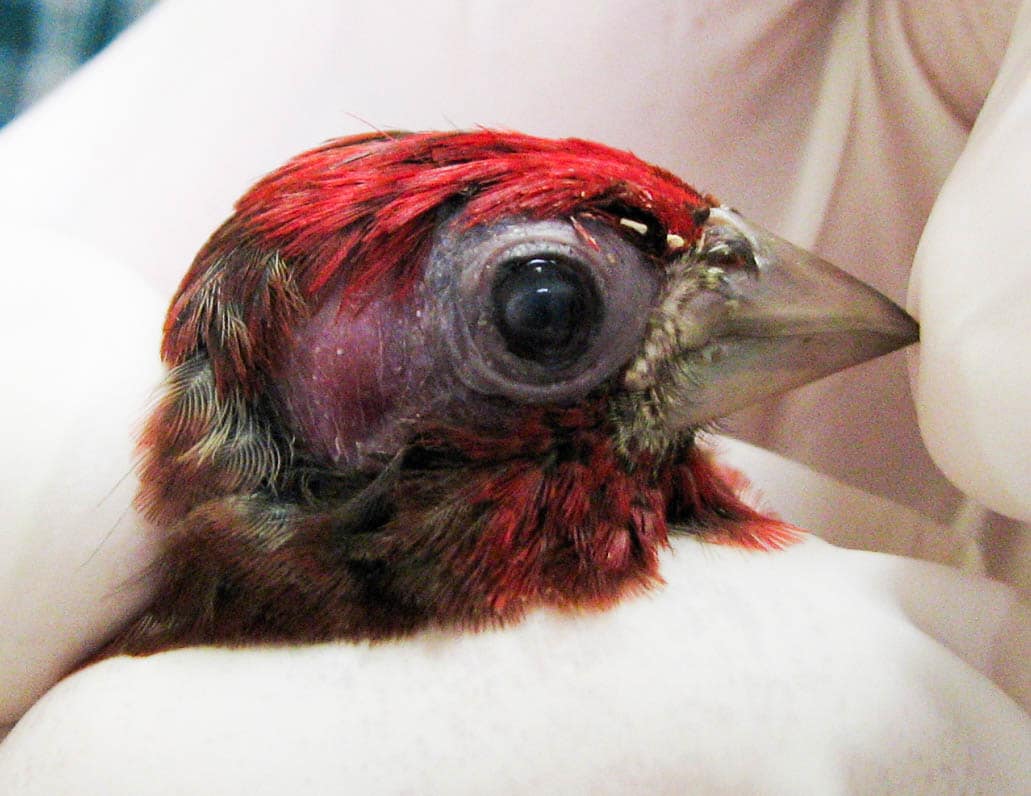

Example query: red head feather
[241,130,708,294]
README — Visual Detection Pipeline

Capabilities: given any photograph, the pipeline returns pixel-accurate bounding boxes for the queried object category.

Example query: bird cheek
[276,292,427,467]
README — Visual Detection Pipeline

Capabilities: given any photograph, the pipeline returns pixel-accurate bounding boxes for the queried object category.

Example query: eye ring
[427,216,660,404]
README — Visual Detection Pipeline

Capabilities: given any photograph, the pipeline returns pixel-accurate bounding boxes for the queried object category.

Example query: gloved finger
[908,0,1031,523]
[0,226,163,724]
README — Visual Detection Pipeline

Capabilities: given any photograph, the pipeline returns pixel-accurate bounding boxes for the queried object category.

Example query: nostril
[701,235,758,275]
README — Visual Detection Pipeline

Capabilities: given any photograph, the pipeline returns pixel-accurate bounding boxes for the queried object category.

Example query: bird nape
[97,130,918,659]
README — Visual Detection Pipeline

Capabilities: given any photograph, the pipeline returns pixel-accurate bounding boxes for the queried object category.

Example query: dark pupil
[494,257,591,363]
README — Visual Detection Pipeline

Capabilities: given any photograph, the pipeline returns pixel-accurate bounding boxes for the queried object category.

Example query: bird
[96,130,918,658]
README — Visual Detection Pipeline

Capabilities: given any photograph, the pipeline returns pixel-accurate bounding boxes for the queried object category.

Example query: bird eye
[428,216,660,404]
[492,256,599,365]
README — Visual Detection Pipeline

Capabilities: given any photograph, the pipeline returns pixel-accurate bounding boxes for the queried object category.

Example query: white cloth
[0,0,1028,791]
[2,536,1029,794]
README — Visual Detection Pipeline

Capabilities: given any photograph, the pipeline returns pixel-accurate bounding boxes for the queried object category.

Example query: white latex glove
[1,0,1028,791]
[2,536,1028,794]
[908,4,1031,523]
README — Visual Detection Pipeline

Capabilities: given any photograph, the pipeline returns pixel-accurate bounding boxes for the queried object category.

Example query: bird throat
[300,403,799,634]
[112,388,797,656]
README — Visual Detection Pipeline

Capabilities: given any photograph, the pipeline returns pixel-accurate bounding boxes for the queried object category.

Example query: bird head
[125,131,917,650]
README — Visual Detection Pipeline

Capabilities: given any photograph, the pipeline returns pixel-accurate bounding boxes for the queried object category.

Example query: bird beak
[624,207,919,430]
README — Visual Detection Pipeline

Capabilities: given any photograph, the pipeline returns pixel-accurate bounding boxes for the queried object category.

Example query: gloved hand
[0,1,1027,791]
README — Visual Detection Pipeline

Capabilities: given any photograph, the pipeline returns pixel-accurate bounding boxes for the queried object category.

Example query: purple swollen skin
[278,215,661,470]
[281,290,427,469]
